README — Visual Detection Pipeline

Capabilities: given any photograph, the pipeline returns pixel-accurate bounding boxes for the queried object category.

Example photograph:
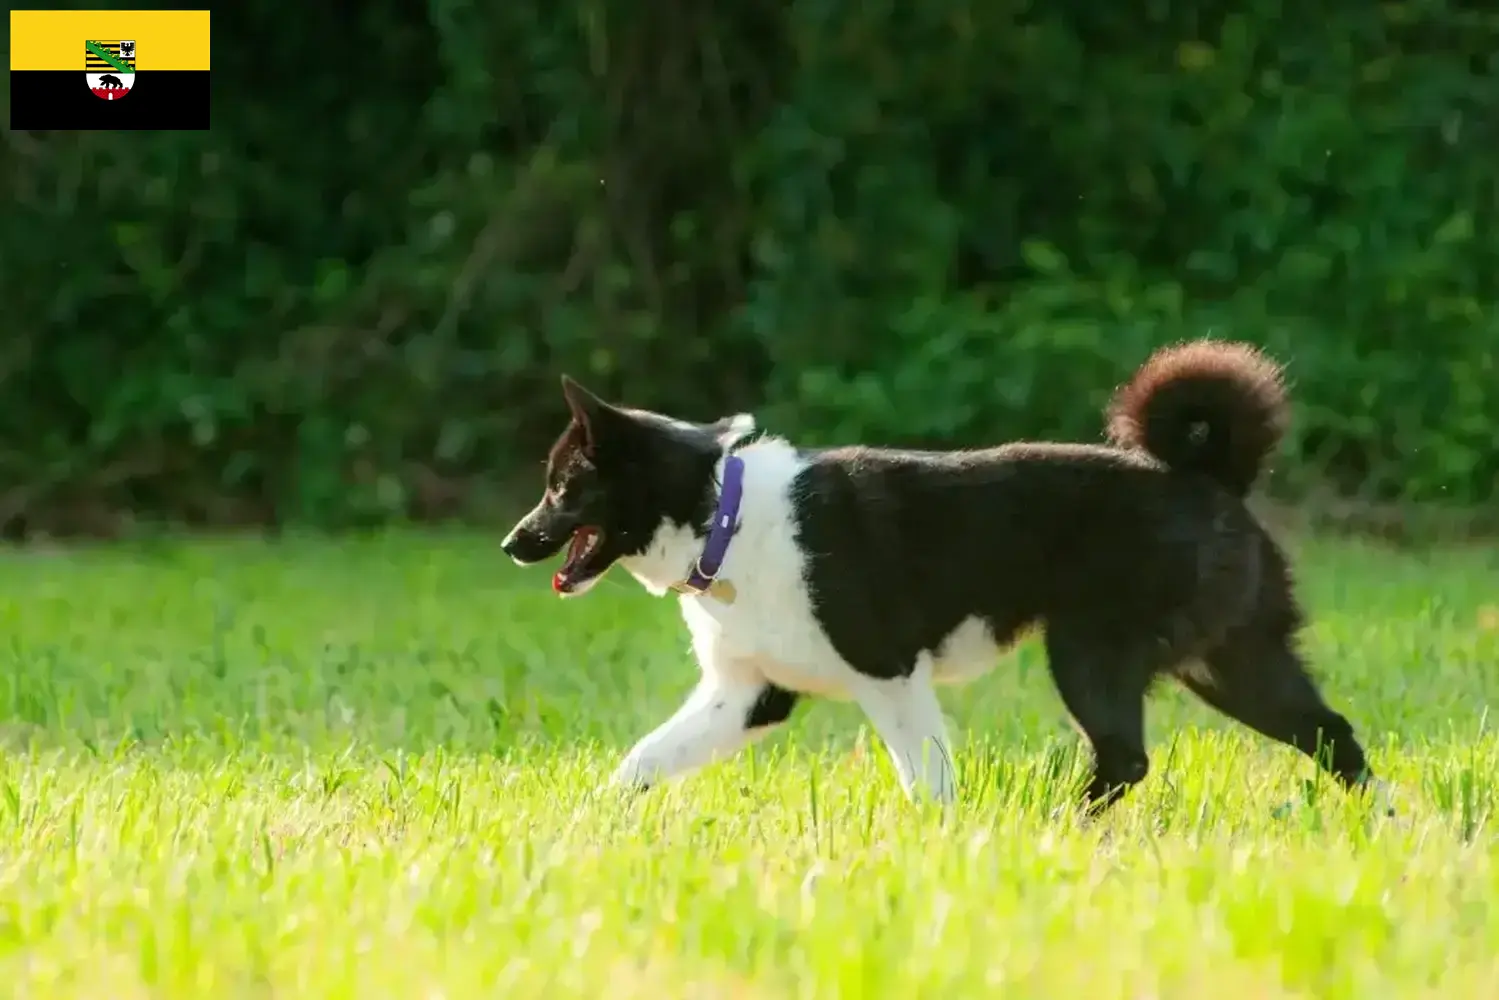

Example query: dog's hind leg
[1043,623,1162,817]
[1178,631,1381,805]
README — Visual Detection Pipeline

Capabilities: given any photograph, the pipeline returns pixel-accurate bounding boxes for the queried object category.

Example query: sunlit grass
[0,529,1497,997]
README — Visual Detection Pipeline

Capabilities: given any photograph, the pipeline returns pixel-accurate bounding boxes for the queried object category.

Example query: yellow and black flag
[10,10,211,130]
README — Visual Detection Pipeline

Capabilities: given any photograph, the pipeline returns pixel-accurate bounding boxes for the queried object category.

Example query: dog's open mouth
[553,526,606,595]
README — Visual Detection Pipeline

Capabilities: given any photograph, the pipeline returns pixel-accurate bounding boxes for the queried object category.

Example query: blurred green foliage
[4,0,1496,533]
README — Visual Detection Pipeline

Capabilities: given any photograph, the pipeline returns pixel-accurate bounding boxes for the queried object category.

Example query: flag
[10,10,211,130]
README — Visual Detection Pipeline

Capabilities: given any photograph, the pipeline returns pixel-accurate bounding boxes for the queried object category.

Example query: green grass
[2,530,1498,998]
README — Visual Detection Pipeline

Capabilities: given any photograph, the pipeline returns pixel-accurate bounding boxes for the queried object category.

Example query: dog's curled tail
[1106,339,1287,496]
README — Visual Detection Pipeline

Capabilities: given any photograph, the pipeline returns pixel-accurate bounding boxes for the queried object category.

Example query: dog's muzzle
[501,515,561,566]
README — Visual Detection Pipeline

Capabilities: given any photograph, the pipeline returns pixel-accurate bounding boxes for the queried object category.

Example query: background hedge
[4,0,1497,535]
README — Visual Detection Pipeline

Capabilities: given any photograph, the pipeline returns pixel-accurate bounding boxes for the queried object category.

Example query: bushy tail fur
[1106,339,1287,497]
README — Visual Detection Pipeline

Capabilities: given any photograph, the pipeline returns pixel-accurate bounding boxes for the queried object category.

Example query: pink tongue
[552,531,592,592]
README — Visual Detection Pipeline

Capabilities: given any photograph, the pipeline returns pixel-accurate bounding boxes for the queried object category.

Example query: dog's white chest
[679,590,857,699]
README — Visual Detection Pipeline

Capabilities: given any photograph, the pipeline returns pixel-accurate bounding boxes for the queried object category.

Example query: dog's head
[501,375,756,596]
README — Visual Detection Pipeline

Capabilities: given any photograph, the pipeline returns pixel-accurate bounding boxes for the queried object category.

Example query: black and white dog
[502,340,1382,815]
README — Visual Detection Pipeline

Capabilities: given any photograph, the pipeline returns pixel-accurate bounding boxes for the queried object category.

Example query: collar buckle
[670,455,745,604]
[673,559,715,597]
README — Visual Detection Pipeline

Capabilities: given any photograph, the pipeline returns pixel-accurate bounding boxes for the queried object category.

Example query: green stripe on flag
[85,41,131,74]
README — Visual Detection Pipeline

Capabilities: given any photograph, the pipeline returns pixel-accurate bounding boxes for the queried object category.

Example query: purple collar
[678,454,744,597]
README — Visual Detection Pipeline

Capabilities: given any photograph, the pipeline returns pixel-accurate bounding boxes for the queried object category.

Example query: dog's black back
[793,442,1273,677]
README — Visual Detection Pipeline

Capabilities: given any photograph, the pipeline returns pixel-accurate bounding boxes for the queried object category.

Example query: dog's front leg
[610,677,796,792]
[850,659,957,805]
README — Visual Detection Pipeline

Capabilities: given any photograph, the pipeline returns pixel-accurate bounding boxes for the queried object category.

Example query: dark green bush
[3,0,1496,534]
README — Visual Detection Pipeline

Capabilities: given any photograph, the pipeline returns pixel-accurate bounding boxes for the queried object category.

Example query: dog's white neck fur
[619,435,801,597]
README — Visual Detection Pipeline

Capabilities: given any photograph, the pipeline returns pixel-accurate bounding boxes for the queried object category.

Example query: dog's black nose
[501,525,545,566]
[500,530,523,558]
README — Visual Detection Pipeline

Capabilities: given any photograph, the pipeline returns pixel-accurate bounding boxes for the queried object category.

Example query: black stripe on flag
[10,70,209,130]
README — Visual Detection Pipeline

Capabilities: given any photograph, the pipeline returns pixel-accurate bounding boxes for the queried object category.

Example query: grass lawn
[1,529,1498,998]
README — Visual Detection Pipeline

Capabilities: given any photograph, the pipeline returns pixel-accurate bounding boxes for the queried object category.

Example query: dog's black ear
[560,375,618,454]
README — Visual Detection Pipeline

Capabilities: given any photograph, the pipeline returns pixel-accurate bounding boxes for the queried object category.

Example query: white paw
[609,754,656,792]
[1365,777,1397,817]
